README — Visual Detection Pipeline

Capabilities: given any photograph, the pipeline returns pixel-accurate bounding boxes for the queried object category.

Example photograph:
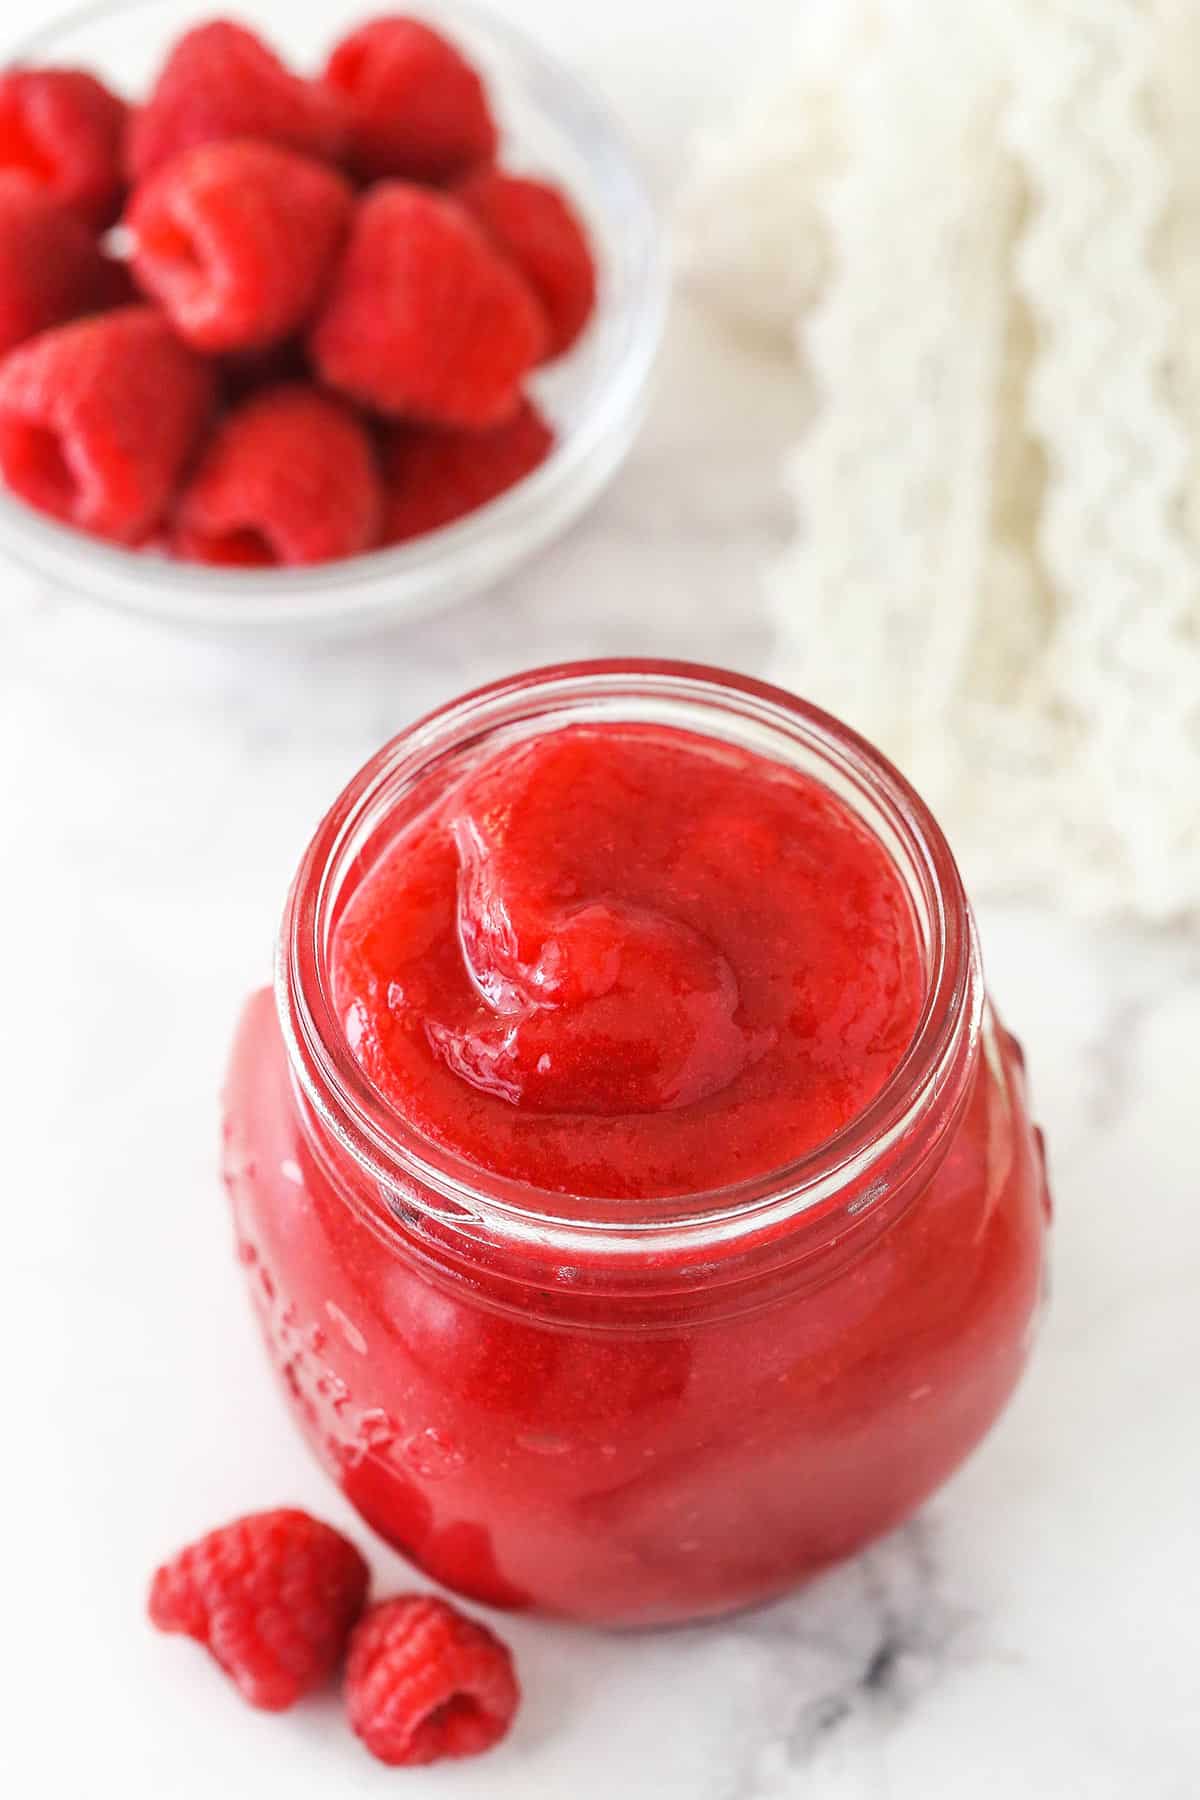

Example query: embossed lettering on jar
[222,661,1050,1626]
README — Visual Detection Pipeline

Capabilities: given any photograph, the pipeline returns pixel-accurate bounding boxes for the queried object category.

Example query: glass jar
[222,661,1050,1627]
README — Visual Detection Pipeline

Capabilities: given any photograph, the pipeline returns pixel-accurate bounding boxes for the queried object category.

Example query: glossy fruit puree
[223,710,1048,1624]
[332,724,924,1196]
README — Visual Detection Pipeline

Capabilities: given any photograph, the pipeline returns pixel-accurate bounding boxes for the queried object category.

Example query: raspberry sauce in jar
[223,662,1049,1626]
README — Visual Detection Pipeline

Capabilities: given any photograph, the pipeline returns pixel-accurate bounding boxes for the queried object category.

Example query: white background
[3,2,1199,1796]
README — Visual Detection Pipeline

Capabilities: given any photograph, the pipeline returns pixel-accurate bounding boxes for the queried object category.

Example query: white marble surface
[3,2,1200,1795]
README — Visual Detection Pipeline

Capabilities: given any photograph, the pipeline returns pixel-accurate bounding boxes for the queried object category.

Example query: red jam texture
[331,725,924,1197]
[223,721,1049,1625]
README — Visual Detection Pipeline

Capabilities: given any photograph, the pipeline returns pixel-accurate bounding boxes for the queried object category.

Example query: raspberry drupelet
[127,20,344,182]
[344,1596,520,1767]
[324,16,497,183]
[0,67,127,227]
[126,139,353,352]
[457,167,597,359]
[380,399,554,543]
[309,182,545,428]
[0,305,214,543]
[0,173,124,357]
[172,381,382,567]
[149,1508,370,1710]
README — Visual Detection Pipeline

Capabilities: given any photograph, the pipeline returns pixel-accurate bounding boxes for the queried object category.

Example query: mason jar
[222,661,1049,1626]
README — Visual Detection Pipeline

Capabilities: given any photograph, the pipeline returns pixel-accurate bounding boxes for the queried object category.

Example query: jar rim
[278,659,982,1262]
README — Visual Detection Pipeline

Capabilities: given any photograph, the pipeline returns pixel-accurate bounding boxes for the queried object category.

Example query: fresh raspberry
[0,67,127,227]
[310,184,544,428]
[345,1595,519,1767]
[381,400,553,543]
[0,174,119,358]
[127,22,344,183]
[148,1508,369,1711]
[173,382,382,566]
[127,140,352,352]
[0,305,214,543]
[324,17,496,184]
[457,167,597,359]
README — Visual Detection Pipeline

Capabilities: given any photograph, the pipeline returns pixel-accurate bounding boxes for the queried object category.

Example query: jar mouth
[278,660,982,1256]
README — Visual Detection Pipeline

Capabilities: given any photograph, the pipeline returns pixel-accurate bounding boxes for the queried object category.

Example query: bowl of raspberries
[0,1,663,634]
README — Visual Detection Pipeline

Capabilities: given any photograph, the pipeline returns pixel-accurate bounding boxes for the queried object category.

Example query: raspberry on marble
[344,1594,519,1766]
[148,1507,369,1710]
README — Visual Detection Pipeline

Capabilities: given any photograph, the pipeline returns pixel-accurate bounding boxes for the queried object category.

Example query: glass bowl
[0,0,665,639]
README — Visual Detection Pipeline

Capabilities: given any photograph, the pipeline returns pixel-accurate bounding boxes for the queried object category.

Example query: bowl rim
[0,0,667,631]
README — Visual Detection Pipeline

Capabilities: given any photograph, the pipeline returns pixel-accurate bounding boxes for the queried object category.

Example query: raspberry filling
[331,722,925,1198]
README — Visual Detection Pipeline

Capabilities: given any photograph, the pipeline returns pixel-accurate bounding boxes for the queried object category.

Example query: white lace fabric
[681,0,1200,920]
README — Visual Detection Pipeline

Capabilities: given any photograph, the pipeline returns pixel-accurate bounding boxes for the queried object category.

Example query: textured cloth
[681,0,1200,920]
